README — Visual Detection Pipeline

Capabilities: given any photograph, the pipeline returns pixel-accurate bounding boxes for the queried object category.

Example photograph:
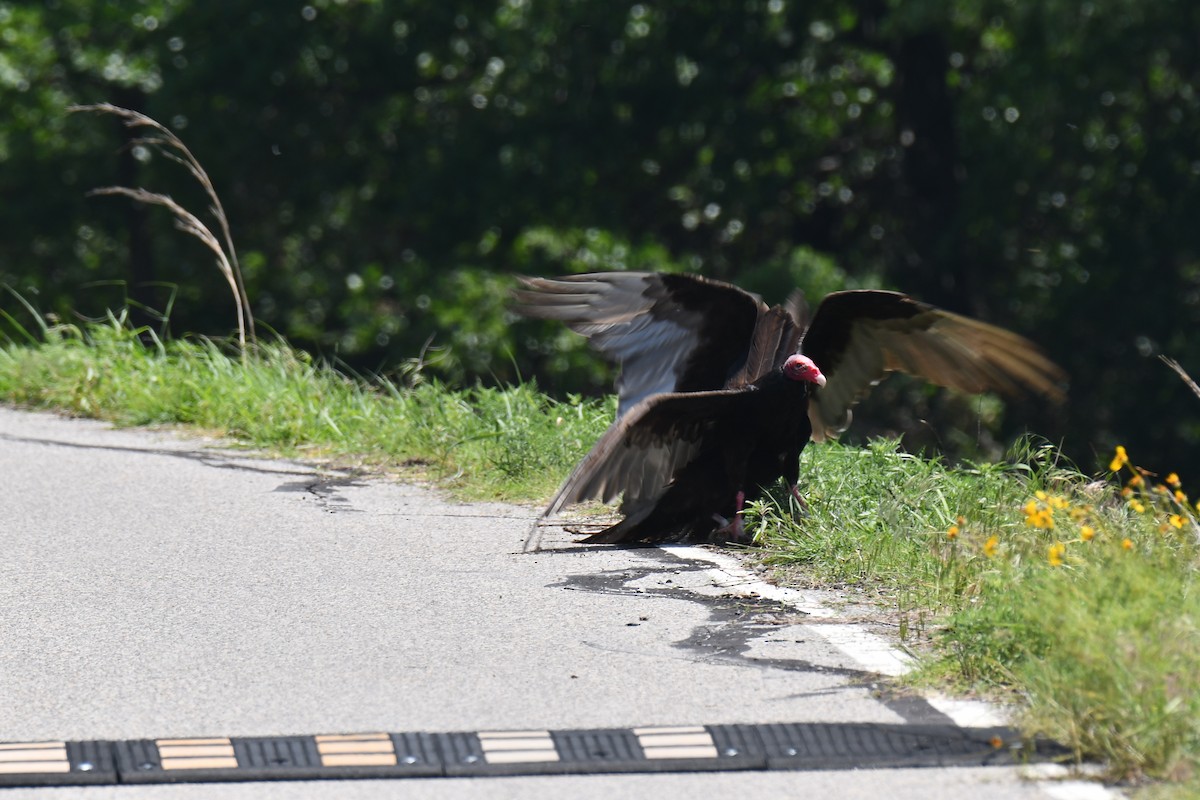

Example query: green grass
[0,314,612,502]
[750,439,1200,785]
[2,315,1198,789]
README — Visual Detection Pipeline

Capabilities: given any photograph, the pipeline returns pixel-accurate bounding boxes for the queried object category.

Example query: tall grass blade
[69,103,255,349]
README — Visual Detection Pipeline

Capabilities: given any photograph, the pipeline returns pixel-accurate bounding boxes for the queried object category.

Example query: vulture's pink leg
[711,490,750,542]
[733,490,746,538]
[789,484,810,514]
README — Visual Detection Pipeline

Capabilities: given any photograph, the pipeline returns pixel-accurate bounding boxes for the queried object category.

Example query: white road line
[670,546,913,676]
[668,546,1123,800]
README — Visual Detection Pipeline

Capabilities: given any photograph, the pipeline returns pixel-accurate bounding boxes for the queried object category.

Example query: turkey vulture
[514,272,1066,545]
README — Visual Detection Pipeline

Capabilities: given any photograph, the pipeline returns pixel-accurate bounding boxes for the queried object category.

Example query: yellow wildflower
[1169,514,1185,529]
[1154,483,1169,495]
[1166,472,1181,488]
[947,525,960,540]
[1024,509,1054,529]
[1048,542,1066,567]
[1122,538,1133,550]
[1035,490,1048,501]
[1022,498,1056,529]
[1128,474,1144,488]
[1130,500,1146,514]
[1080,525,1095,541]
[983,536,999,557]
[1121,487,1133,498]
[1174,489,1187,504]
[1109,446,1128,471]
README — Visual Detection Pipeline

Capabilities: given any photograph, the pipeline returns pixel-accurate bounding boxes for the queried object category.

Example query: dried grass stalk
[69,103,256,349]
[1161,355,1200,402]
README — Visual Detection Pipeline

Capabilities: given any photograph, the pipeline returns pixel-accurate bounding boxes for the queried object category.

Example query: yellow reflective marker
[478,731,559,764]
[0,742,71,774]
[315,733,397,767]
[634,726,718,760]
[156,738,238,770]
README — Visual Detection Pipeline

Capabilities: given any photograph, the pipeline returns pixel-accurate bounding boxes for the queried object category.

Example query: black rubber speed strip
[0,723,1066,786]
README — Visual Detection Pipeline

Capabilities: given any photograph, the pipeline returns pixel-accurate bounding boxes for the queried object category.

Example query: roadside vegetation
[0,311,610,502]
[6,106,1196,795]
[750,439,1199,789]
[2,317,1197,792]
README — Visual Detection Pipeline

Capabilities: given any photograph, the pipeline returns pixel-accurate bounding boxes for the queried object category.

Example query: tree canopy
[3,0,1199,474]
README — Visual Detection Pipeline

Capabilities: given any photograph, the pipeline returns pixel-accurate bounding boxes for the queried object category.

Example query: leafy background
[3,0,1199,474]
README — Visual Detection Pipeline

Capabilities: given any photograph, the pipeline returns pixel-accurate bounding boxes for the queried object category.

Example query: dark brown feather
[724,307,802,389]
[800,290,1066,441]
[517,273,1067,544]
[512,272,764,416]
[553,375,814,544]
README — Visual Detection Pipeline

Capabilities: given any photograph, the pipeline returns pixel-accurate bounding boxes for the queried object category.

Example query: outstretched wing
[513,272,765,416]
[800,290,1067,441]
[544,387,752,520]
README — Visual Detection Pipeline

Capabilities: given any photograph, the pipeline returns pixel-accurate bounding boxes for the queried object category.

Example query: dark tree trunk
[893,32,976,314]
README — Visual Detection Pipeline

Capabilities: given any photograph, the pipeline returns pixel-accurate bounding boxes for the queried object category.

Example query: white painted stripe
[313,733,398,767]
[673,546,921,676]
[0,742,69,774]
[642,745,720,760]
[1040,783,1121,800]
[479,739,556,752]
[636,733,713,748]
[1025,765,1123,800]
[635,727,718,759]
[315,740,394,755]
[319,753,398,767]
[478,730,551,739]
[0,748,67,763]
[632,726,707,735]
[0,742,64,751]
[926,694,1009,727]
[804,623,914,676]
[479,731,558,763]
[160,757,239,770]
[670,547,836,618]
[157,745,235,759]
[0,762,71,774]
[482,749,561,764]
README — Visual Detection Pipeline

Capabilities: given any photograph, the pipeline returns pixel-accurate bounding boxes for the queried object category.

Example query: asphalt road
[0,407,1113,799]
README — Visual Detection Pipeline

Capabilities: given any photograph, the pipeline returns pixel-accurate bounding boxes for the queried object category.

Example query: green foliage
[966,548,1199,781]
[751,438,1048,604]
[752,439,1200,781]
[3,0,1200,473]
[0,313,611,501]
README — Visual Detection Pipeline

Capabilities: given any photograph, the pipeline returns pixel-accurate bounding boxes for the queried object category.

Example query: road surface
[0,407,1111,798]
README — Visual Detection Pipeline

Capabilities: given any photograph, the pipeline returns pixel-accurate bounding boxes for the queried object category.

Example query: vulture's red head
[783,354,827,387]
